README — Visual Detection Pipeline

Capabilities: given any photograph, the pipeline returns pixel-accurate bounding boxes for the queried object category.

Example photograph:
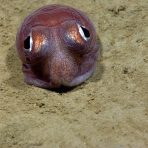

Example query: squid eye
[24,33,33,52]
[78,24,90,41]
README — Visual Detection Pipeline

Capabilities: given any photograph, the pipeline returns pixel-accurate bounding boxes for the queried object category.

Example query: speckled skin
[16,4,99,89]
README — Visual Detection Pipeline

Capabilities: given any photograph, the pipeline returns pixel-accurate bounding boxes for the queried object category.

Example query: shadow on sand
[5,45,28,90]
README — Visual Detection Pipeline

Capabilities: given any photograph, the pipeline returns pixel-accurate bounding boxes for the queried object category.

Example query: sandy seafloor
[0,0,148,147]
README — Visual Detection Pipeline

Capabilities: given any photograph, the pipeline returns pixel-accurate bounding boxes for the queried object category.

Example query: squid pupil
[81,26,90,38]
[24,36,30,49]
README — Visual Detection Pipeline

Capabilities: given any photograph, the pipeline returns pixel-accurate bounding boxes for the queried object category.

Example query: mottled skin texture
[16,4,99,89]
